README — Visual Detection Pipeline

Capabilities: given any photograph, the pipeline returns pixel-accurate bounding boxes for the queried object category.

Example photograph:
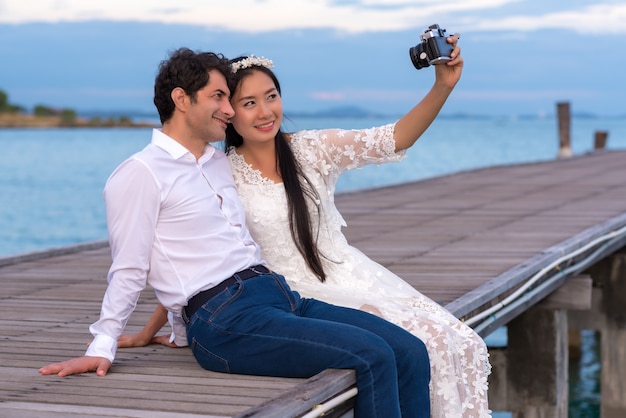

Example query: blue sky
[1,0,625,117]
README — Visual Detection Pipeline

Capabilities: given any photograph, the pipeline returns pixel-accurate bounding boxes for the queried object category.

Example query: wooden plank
[536,275,592,310]
[0,402,215,418]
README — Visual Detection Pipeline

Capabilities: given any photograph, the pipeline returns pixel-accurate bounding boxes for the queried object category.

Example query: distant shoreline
[0,113,159,129]
[2,110,622,129]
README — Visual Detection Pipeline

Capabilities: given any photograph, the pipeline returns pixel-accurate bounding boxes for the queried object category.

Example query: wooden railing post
[506,308,569,417]
[557,102,572,158]
[594,130,608,150]
[572,249,626,417]
[599,252,626,418]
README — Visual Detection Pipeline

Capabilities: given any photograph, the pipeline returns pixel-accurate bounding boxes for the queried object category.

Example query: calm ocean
[2,115,624,415]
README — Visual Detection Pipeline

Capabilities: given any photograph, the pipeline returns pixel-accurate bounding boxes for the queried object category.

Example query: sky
[2,0,626,117]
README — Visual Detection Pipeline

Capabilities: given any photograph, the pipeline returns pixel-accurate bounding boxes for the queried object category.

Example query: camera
[409,24,454,70]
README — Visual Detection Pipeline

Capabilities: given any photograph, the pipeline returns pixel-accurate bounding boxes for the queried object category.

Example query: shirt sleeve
[294,122,407,178]
[168,311,189,347]
[85,158,160,362]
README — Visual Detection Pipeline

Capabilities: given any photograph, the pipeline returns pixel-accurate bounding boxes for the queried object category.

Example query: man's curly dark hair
[153,48,231,124]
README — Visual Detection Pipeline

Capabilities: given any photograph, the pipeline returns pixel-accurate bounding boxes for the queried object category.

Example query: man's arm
[117,304,182,348]
[91,159,160,354]
[39,158,159,376]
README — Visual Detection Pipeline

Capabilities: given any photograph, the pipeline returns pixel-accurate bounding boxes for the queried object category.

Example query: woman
[122,36,492,417]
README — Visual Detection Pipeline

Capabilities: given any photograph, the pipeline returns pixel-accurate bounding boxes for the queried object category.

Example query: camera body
[409,24,454,70]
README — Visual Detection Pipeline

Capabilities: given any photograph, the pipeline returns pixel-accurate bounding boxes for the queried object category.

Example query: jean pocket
[190,338,231,373]
[195,282,243,324]
[271,273,299,311]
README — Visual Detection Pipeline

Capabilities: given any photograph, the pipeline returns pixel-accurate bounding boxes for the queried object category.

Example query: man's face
[186,70,235,143]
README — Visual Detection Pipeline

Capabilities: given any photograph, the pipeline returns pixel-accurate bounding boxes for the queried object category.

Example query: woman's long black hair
[225,58,327,282]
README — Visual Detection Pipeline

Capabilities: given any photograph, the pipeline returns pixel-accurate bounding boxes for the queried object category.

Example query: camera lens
[409,44,429,70]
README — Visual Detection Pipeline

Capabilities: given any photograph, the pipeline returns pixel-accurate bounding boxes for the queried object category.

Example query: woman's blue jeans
[186,272,430,418]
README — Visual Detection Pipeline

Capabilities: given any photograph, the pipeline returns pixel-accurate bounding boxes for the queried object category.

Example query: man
[39,48,430,417]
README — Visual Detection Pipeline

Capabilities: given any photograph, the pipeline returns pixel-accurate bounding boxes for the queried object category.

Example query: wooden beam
[600,253,626,417]
[536,275,592,310]
[507,308,569,417]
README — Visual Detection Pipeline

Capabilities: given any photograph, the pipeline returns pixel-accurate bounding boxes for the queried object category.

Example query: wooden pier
[2,149,626,417]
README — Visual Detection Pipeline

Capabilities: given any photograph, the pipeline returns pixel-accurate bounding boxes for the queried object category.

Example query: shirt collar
[151,128,219,161]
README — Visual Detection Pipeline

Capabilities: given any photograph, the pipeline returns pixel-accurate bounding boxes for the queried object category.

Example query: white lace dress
[228,123,492,417]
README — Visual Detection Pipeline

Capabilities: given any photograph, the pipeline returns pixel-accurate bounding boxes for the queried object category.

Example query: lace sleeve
[291,123,407,178]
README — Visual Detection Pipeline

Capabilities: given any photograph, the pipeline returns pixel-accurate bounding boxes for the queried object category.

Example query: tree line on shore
[0,88,153,128]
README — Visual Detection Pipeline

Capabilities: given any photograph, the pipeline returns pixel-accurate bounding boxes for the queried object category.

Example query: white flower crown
[231,55,274,73]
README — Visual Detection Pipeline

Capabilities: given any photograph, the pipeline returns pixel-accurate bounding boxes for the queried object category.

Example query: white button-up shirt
[86,129,263,361]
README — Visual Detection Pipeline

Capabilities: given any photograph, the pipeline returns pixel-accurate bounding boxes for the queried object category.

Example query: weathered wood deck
[2,149,626,417]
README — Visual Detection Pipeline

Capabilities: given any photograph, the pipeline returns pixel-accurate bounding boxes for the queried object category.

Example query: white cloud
[310,87,420,102]
[0,0,573,32]
[0,0,476,32]
[2,1,626,34]
[307,86,603,106]
[311,91,347,101]
[466,4,626,34]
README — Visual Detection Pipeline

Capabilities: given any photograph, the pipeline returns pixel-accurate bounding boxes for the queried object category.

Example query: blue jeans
[186,272,430,417]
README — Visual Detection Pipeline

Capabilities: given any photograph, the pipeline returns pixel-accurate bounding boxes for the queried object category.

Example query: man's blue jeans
[186,272,430,418]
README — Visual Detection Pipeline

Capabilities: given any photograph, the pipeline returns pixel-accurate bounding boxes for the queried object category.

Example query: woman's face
[229,70,283,145]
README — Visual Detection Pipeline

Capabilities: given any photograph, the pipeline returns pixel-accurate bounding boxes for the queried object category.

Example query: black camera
[409,24,454,70]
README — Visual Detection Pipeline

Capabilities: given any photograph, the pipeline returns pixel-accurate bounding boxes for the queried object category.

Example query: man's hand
[39,356,112,377]
[117,333,151,348]
[116,333,182,348]
[151,335,183,348]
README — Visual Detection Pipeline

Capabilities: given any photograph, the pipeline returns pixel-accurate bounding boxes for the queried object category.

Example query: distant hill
[0,112,157,128]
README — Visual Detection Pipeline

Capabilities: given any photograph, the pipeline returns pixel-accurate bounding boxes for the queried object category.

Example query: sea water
[3,115,625,258]
[1,115,624,415]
